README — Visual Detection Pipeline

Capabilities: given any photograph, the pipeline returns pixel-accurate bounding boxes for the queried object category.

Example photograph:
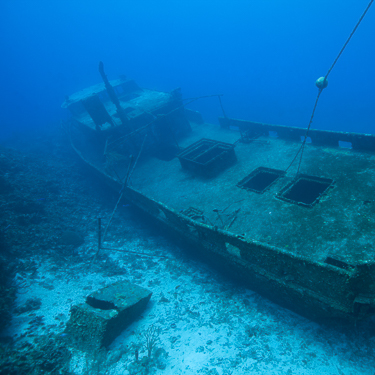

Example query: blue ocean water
[0,0,374,139]
[2,2,375,373]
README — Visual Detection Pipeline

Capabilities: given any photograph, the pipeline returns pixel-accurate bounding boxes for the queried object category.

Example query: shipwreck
[62,62,375,323]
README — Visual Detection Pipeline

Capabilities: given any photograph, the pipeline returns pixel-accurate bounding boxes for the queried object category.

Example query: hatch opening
[194,145,224,164]
[177,138,237,177]
[339,140,352,149]
[277,174,334,207]
[238,167,285,194]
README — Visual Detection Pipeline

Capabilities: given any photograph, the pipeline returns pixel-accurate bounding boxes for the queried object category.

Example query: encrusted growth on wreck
[64,77,375,322]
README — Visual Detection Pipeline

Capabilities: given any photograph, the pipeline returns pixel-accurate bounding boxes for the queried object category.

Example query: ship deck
[129,121,375,265]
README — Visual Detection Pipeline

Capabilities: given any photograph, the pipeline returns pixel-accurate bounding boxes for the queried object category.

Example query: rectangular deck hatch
[177,138,236,177]
[237,167,285,193]
[277,174,334,207]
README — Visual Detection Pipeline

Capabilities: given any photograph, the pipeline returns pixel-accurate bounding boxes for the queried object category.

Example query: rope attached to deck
[285,0,373,175]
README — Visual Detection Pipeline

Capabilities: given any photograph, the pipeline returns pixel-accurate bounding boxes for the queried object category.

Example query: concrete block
[65,280,152,349]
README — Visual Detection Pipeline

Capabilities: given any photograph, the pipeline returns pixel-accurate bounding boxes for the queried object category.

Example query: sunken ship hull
[63,74,375,322]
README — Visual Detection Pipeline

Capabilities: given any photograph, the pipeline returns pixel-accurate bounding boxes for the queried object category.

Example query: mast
[98,61,128,126]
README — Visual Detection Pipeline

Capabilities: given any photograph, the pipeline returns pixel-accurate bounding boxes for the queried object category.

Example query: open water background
[1,0,374,141]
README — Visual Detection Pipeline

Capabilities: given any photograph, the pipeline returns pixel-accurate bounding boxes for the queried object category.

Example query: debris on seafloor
[64,280,152,349]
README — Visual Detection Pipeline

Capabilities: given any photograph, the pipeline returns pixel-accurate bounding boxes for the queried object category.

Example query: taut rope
[285,0,374,175]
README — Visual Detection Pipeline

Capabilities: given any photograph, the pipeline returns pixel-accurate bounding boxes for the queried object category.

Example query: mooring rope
[285,0,374,175]
[90,93,226,263]
[90,155,134,265]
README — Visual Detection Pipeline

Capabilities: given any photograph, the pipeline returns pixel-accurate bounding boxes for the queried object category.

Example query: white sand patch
[5,232,375,375]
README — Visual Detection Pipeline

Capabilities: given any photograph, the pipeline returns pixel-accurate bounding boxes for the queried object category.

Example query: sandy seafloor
[7,222,375,375]
[1,130,375,374]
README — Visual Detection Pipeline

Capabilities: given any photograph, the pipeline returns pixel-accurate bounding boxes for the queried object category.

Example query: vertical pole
[98,217,101,252]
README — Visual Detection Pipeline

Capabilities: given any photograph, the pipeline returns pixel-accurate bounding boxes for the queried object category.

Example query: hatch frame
[276,174,335,207]
[177,138,237,177]
[237,167,286,194]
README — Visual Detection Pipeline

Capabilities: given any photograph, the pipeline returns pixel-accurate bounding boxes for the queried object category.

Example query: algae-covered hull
[64,77,375,322]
